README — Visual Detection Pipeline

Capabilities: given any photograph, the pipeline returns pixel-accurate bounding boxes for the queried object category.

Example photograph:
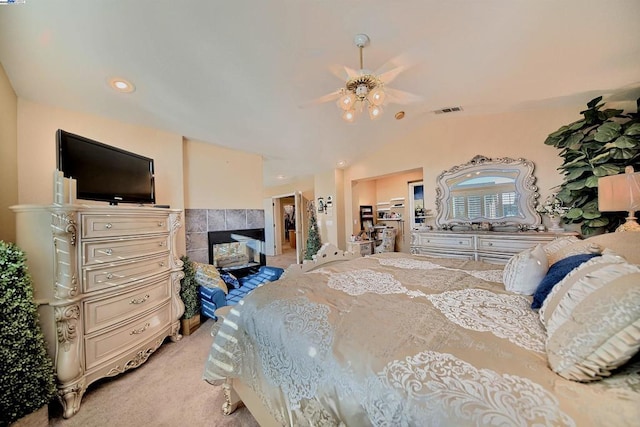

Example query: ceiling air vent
[434,106,463,114]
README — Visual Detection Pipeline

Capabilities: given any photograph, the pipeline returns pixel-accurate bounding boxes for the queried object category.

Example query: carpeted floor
[49,318,258,427]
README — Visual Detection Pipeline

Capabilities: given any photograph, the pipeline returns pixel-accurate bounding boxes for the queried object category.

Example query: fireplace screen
[208,229,266,273]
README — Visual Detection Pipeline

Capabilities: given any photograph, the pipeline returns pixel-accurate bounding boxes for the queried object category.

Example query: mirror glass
[436,156,541,230]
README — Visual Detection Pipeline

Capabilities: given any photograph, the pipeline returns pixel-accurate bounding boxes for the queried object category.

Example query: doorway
[263,192,309,264]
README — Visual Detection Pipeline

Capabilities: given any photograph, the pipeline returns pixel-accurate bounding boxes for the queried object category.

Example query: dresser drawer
[83,253,171,293]
[83,235,170,265]
[415,233,474,250]
[81,214,170,239]
[83,277,171,334]
[477,235,552,255]
[411,246,475,261]
[84,302,171,370]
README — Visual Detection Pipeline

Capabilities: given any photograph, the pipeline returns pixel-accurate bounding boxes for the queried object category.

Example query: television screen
[56,130,155,205]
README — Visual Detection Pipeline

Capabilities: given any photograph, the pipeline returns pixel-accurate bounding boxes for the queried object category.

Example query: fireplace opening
[208,228,266,277]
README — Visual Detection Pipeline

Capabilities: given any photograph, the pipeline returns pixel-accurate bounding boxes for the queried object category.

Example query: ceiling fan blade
[328,64,360,81]
[384,87,424,105]
[343,65,360,79]
[300,89,342,108]
[377,65,407,85]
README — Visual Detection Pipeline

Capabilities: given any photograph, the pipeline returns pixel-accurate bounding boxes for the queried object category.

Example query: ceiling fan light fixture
[337,92,356,111]
[368,87,385,106]
[342,109,356,123]
[368,104,383,120]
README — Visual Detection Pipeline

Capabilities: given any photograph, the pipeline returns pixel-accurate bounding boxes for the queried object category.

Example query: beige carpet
[49,318,259,427]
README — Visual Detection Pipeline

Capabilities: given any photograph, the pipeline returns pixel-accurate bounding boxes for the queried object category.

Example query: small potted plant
[536,194,570,231]
[179,256,201,336]
[0,241,55,426]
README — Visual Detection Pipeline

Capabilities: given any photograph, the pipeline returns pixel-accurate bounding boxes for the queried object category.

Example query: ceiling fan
[310,34,422,122]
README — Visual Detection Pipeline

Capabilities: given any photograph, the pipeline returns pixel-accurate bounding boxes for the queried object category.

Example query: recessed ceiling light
[108,77,135,93]
[395,111,405,120]
[276,174,286,180]
[336,160,347,168]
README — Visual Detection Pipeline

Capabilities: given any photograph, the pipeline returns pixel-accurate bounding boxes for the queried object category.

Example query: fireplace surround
[208,228,266,277]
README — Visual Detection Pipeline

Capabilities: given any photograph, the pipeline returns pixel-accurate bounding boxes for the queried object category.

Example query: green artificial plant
[0,241,55,426]
[179,255,200,319]
[305,201,322,260]
[544,96,640,235]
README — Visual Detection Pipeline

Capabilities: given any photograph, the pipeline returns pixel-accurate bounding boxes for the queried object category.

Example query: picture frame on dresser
[10,204,185,418]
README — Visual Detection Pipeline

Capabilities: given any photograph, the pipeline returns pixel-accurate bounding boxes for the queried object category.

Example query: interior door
[263,197,275,256]
[294,192,309,264]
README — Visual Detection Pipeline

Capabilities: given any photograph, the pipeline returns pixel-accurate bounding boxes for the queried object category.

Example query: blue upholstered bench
[199,265,284,320]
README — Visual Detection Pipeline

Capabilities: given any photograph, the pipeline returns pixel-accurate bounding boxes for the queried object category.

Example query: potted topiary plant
[544,96,640,235]
[179,255,201,336]
[0,241,55,426]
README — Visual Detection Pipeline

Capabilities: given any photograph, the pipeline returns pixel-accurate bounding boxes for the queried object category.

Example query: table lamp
[598,165,640,232]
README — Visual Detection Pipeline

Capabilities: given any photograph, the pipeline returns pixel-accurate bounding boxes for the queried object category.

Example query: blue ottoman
[199,266,285,320]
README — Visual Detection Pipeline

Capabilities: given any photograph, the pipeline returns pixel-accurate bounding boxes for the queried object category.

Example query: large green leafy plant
[544,96,640,235]
[0,241,55,426]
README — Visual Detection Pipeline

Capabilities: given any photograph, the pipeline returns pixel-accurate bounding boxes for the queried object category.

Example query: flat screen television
[56,129,155,205]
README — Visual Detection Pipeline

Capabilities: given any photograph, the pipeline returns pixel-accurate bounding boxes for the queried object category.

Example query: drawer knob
[159,262,165,267]
[158,222,164,227]
[487,242,493,246]
[458,241,463,245]
[159,242,165,247]
[104,248,113,255]
[106,273,114,280]
[130,322,150,335]
[130,294,150,305]
[105,223,112,229]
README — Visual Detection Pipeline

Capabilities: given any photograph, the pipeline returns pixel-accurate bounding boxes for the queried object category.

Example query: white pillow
[544,258,640,381]
[503,244,548,295]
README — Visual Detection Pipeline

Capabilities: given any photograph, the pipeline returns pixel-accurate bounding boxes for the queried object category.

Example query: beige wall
[314,169,346,250]
[16,100,186,252]
[17,100,185,208]
[264,175,315,201]
[344,107,581,243]
[0,63,18,243]
[183,138,263,209]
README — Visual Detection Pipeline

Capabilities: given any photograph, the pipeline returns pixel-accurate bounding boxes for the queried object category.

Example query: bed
[203,234,640,426]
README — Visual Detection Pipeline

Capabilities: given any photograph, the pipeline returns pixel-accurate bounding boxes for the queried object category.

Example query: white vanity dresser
[411,230,575,264]
[11,204,185,418]
[416,155,578,264]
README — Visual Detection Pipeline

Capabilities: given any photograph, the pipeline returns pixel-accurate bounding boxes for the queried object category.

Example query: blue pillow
[531,253,600,309]
[219,271,240,289]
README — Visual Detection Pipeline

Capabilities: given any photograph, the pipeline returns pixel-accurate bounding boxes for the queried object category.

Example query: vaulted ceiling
[1,1,639,186]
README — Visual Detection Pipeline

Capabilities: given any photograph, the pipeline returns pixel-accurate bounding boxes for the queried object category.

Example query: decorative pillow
[539,252,626,327]
[586,232,640,265]
[544,260,640,381]
[503,244,549,295]
[545,239,601,267]
[193,262,228,294]
[219,271,240,290]
[531,253,600,309]
[542,236,580,259]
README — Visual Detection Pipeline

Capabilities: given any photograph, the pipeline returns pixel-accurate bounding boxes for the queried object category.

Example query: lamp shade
[598,166,640,212]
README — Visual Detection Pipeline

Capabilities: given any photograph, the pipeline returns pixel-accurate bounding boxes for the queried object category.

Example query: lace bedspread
[203,253,640,426]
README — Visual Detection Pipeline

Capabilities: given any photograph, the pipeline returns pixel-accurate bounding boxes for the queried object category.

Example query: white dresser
[11,205,185,418]
[410,230,577,264]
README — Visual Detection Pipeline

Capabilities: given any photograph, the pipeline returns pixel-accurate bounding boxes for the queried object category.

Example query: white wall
[0,63,18,242]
